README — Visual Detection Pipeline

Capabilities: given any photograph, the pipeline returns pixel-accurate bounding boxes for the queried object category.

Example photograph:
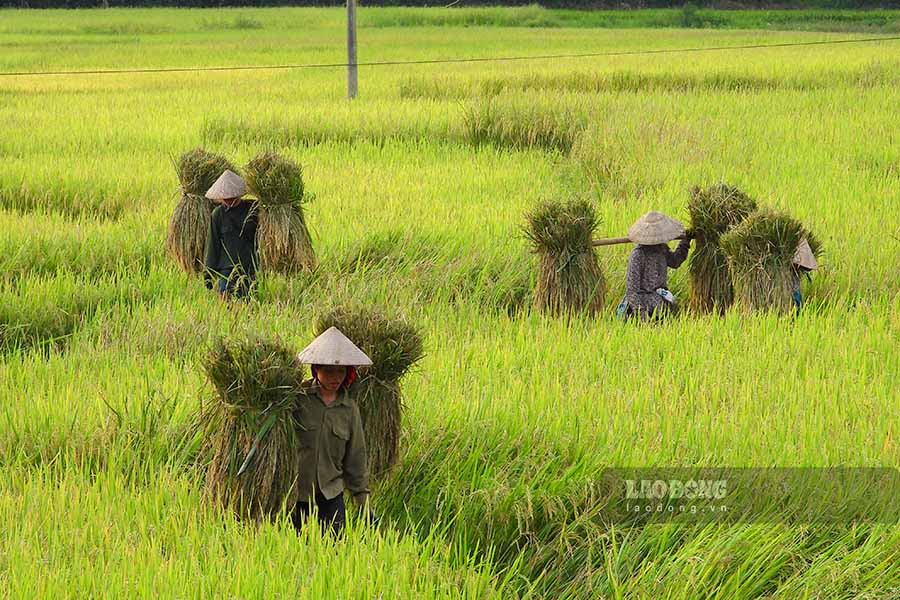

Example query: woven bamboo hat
[297,327,373,367]
[792,239,818,270]
[628,211,685,245]
[205,169,247,201]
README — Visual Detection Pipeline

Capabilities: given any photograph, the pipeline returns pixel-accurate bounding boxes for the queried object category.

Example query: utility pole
[347,0,358,99]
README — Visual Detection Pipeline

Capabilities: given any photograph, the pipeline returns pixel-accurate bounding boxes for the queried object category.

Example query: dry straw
[199,336,303,521]
[315,304,424,478]
[720,209,821,314]
[524,200,606,315]
[686,183,758,313]
[166,148,236,274]
[244,152,316,274]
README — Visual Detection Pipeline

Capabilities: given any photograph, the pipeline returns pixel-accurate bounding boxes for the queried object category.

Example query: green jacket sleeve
[343,403,370,501]
[203,208,221,289]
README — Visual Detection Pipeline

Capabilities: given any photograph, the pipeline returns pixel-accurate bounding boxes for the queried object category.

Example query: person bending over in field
[617,211,694,322]
[790,238,817,313]
[292,326,376,534]
[203,170,259,299]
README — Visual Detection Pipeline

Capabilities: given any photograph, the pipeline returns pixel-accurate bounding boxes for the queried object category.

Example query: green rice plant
[315,304,424,478]
[412,252,533,318]
[524,200,606,316]
[0,462,506,598]
[166,148,235,274]
[337,230,438,275]
[244,152,316,274]
[401,70,821,101]
[463,95,588,153]
[201,102,463,148]
[720,209,822,314]
[199,335,304,521]
[0,184,129,220]
[570,115,695,203]
[0,212,156,282]
[687,183,759,314]
[0,271,159,354]
[3,11,900,598]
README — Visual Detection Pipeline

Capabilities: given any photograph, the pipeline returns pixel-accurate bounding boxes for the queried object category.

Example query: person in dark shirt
[616,211,694,321]
[203,170,259,299]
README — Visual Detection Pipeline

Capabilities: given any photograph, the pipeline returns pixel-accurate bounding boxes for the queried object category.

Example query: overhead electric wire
[0,34,898,78]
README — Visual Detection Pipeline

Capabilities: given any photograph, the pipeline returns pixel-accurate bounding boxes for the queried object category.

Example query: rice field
[1,6,900,598]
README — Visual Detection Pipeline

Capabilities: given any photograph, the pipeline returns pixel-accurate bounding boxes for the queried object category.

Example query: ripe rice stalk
[244,152,315,274]
[316,304,424,478]
[199,336,303,521]
[686,183,758,314]
[166,148,236,274]
[523,200,606,316]
[720,209,822,314]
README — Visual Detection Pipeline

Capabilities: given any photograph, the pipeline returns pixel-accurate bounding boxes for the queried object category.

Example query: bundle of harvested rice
[244,152,315,274]
[524,200,606,315]
[166,148,236,274]
[686,183,758,313]
[200,336,303,521]
[720,209,821,314]
[316,304,424,478]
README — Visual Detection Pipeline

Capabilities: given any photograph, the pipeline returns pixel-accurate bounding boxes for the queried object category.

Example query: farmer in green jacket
[203,170,259,299]
[292,326,374,533]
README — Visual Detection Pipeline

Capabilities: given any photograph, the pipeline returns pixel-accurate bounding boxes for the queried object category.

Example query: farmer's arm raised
[344,403,370,506]
[666,237,692,268]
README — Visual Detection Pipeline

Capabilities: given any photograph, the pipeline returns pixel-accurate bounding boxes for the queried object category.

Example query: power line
[0,34,898,78]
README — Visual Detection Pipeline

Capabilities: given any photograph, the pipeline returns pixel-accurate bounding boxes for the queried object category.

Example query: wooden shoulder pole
[591,234,686,247]
[591,236,632,247]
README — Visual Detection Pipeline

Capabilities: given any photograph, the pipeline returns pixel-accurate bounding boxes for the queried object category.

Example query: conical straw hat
[792,238,818,270]
[628,211,685,245]
[297,326,373,366]
[205,169,247,201]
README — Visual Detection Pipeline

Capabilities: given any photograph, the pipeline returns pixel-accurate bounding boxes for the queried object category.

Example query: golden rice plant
[244,152,316,274]
[524,200,606,316]
[686,183,758,314]
[199,335,303,521]
[166,148,236,274]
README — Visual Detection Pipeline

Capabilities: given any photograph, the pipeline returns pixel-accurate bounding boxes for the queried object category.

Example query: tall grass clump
[315,304,424,478]
[524,200,606,316]
[199,336,303,521]
[166,148,235,274]
[463,96,586,153]
[244,152,316,274]
[721,210,822,314]
[687,183,758,314]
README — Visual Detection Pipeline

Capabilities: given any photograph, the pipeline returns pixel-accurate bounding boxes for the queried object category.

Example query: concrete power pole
[347,0,358,99]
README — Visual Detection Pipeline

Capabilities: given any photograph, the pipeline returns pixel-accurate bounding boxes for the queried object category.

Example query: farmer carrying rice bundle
[203,170,260,299]
[617,211,694,321]
[720,209,822,315]
[292,326,375,534]
[166,148,236,275]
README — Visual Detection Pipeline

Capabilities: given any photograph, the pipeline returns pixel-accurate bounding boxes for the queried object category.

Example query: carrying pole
[591,234,686,247]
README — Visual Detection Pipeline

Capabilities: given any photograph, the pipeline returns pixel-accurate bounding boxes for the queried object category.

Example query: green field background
[1,7,899,598]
